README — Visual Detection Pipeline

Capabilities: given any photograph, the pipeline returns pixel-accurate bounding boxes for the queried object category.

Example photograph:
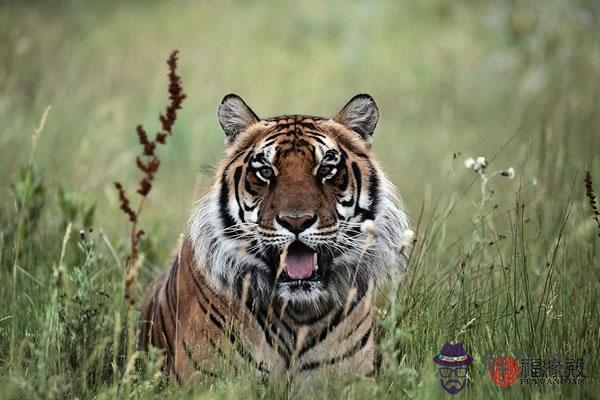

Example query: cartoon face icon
[438,365,468,394]
[433,343,473,395]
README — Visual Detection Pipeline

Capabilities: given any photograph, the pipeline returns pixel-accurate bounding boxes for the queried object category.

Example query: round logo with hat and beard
[433,343,473,395]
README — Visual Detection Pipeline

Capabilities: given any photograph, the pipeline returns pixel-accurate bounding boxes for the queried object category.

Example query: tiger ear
[334,94,379,146]
[218,94,260,145]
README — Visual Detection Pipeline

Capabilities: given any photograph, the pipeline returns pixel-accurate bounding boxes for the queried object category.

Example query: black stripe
[297,293,365,358]
[298,122,319,131]
[151,294,162,348]
[309,135,326,146]
[264,131,290,142]
[218,150,248,236]
[196,296,225,331]
[252,307,292,363]
[188,264,227,324]
[243,201,257,211]
[284,303,334,326]
[242,149,253,163]
[264,114,326,122]
[339,198,354,207]
[366,160,379,215]
[165,259,178,325]
[346,225,362,238]
[298,326,372,372]
[244,177,259,196]
[158,304,174,358]
[183,341,219,377]
[233,166,245,222]
[351,162,375,220]
[352,162,362,215]
[343,311,371,341]
[247,301,293,357]
[189,266,269,376]
[189,267,268,374]
[219,172,241,237]
[158,303,181,383]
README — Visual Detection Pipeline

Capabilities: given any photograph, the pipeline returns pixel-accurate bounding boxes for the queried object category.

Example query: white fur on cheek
[188,186,269,299]
[188,160,411,308]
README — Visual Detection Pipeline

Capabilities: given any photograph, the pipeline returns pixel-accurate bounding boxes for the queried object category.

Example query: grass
[1,0,599,398]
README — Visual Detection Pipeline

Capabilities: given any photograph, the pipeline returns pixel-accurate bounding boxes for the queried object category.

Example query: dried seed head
[114,50,186,307]
[501,167,515,179]
[584,171,600,237]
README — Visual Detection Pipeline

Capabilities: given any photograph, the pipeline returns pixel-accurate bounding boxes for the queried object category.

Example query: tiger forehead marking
[238,119,349,231]
[140,94,410,383]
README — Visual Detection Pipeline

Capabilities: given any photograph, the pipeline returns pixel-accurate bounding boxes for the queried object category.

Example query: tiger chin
[139,93,410,383]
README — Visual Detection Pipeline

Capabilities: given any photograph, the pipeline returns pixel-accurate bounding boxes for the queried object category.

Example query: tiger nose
[276,212,317,234]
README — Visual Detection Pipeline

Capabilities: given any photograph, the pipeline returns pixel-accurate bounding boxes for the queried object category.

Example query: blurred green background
[1,1,599,398]
[2,0,597,247]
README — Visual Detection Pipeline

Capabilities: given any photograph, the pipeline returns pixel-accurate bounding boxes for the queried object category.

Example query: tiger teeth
[314,253,318,271]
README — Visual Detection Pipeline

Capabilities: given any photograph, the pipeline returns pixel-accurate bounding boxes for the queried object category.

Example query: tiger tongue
[285,246,315,280]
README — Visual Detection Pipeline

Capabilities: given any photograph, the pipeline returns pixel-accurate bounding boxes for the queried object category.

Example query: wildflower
[475,156,487,172]
[464,158,475,169]
[464,156,487,173]
[501,167,515,179]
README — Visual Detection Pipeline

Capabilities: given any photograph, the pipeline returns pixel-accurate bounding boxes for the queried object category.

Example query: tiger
[138,93,410,383]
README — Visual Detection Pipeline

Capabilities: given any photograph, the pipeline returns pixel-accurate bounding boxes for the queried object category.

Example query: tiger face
[190,94,408,317]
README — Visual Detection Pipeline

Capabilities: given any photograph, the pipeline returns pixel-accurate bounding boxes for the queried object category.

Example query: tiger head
[190,94,409,317]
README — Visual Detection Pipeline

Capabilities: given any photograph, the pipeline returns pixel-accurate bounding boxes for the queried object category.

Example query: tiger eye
[317,165,334,177]
[258,166,273,180]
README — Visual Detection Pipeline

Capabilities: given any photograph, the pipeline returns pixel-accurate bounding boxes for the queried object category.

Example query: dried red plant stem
[584,171,600,237]
[114,50,186,305]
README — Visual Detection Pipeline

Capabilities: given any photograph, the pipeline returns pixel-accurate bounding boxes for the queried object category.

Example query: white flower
[474,156,487,172]
[501,167,515,179]
[465,156,488,172]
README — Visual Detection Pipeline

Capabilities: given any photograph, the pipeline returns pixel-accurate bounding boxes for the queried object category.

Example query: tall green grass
[1,1,598,398]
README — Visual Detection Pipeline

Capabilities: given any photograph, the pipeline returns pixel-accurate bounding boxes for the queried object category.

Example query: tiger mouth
[278,241,322,283]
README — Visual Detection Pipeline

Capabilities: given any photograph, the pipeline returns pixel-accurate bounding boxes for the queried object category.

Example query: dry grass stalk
[114,50,186,305]
[584,171,600,237]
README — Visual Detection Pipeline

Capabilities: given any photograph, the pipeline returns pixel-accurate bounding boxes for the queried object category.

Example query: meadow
[0,1,599,398]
